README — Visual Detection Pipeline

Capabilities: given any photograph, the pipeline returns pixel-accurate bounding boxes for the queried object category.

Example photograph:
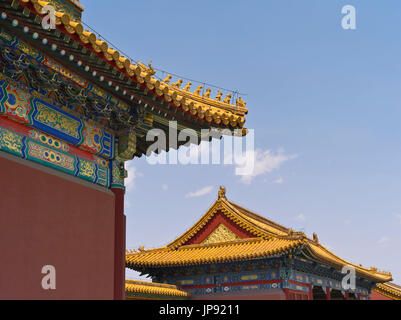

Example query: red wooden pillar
[308,285,313,300]
[344,292,349,300]
[112,187,126,300]
[283,288,290,300]
[325,287,331,300]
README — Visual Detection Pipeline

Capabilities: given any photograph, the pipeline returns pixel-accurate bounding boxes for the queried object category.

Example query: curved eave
[125,280,188,298]
[165,198,294,249]
[126,237,306,268]
[11,0,247,129]
[303,241,392,283]
[374,283,401,300]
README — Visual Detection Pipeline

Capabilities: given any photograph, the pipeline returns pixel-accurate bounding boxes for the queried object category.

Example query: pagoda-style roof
[373,282,401,300]
[0,0,248,157]
[125,279,189,300]
[126,187,392,283]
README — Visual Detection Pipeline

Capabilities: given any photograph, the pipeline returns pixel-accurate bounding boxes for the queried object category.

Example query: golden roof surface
[126,187,392,283]
[125,280,188,298]
[374,282,401,300]
[18,0,248,130]
[127,238,305,267]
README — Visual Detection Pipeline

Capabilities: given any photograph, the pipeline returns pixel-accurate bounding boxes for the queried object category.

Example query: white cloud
[238,148,297,184]
[295,213,306,222]
[162,184,168,191]
[125,162,137,191]
[274,177,284,184]
[377,236,390,245]
[186,186,213,198]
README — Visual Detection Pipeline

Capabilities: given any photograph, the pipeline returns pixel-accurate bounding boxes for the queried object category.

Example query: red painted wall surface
[0,154,116,299]
[370,291,393,300]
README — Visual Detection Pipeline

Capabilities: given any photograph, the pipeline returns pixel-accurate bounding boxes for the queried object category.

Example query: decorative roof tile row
[126,187,393,283]
[126,238,305,267]
[125,280,188,298]
[374,282,401,300]
[19,0,248,129]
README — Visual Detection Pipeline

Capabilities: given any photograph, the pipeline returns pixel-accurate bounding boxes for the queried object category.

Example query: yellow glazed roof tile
[374,282,401,300]
[304,242,392,282]
[126,238,305,267]
[125,280,188,298]
[19,0,248,130]
[126,187,393,283]
[164,196,297,249]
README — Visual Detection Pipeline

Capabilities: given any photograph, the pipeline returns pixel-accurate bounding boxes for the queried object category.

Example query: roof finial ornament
[203,88,211,98]
[313,232,319,243]
[183,82,192,91]
[194,85,203,95]
[218,186,226,200]
[236,97,246,107]
[172,79,183,88]
[223,93,232,104]
[163,74,172,84]
[147,60,156,75]
[215,90,223,101]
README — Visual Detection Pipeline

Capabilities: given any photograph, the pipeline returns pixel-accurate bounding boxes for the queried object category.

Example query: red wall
[370,291,393,300]
[0,153,117,299]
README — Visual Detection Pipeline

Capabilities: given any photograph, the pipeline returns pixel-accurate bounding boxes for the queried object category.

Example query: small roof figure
[218,186,226,199]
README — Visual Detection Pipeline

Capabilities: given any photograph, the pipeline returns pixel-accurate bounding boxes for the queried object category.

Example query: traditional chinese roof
[125,279,189,300]
[126,187,392,283]
[373,282,401,300]
[0,0,248,157]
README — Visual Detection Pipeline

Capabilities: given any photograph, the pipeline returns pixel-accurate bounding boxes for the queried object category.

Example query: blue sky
[83,0,401,282]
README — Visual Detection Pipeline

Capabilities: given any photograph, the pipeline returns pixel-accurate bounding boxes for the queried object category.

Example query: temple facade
[126,187,394,300]
[0,0,247,299]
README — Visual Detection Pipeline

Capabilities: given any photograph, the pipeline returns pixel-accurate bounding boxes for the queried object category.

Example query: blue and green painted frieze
[0,78,114,159]
[0,116,111,187]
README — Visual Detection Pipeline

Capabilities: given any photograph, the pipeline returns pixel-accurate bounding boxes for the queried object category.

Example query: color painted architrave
[0,116,111,187]
[2,0,249,158]
[0,76,115,159]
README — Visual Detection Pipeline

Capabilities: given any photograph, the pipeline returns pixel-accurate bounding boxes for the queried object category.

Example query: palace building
[0,0,247,299]
[126,187,395,300]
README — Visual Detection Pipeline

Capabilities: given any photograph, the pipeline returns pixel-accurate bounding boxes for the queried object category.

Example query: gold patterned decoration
[34,101,81,139]
[10,0,248,132]
[118,130,136,160]
[201,223,241,245]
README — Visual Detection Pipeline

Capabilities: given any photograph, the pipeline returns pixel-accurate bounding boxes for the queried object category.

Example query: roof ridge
[222,200,289,237]
[165,199,223,248]
[227,201,290,233]
[155,196,300,250]
[304,240,392,281]
[15,0,248,132]
[127,235,307,256]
